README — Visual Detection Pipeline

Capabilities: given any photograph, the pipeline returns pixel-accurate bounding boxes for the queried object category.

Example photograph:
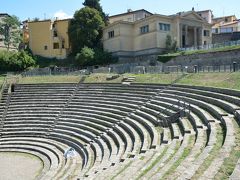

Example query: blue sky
[1,0,239,21]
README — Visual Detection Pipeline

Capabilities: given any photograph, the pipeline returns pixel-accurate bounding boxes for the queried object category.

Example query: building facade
[28,19,70,59]
[104,10,212,61]
[197,10,213,24]
[212,15,239,34]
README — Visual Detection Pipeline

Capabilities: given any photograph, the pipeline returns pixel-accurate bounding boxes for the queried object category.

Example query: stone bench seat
[170,86,240,107]
[165,89,239,115]
[127,112,159,149]
[74,93,149,101]
[68,101,137,112]
[161,92,226,119]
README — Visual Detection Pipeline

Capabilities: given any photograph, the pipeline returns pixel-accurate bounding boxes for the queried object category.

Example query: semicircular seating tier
[0,83,239,179]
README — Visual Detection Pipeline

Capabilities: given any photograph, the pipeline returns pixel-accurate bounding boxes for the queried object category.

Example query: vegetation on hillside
[158,45,240,63]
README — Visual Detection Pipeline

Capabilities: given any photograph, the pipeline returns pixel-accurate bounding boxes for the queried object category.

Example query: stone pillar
[179,24,183,48]
[198,27,203,46]
[185,25,188,47]
[194,27,197,47]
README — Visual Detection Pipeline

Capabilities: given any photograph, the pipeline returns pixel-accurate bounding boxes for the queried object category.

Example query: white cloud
[53,10,72,19]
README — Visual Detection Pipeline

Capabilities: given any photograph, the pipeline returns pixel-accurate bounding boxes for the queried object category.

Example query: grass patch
[84,73,123,83]
[177,72,240,91]
[18,75,81,84]
[110,161,133,180]
[125,73,182,84]
[158,45,240,63]
[214,119,240,179]
[10,72,240,91]
[192,124,224,179]
[163,135,195,179]
[0,75,5,86]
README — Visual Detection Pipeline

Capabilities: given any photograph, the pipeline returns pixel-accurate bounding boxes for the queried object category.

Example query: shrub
[75,46,95,66]
[0,50,36,71]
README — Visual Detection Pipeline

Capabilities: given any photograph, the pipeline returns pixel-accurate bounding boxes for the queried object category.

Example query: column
[185,25,188,47]
[194,27,197,47]
[179,24,183,48]
[198,27,203,46]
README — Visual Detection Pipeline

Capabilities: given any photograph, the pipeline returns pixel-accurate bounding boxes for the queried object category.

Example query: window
[140,25,149,34]
[204,41,207,45]
[212,28,218,34]
[220,27,233,33]
[204,30,210,36]
[159,23,170,31]
[53,30,58,37]
[108,31,114,39]
[44,45,48,50]
[53,43,59,49]
[62,41,65,48]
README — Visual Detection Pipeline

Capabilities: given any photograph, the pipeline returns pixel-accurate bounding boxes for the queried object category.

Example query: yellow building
[104,9,212,61]
[28,19,70,59]
[212,15,239,33]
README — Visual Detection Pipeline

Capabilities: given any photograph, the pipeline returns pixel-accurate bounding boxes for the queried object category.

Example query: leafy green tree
[0,50,36,71]
[0,15,21,51]
[68,7,105,55]
[75,46,95,66]
[83,0,108,23]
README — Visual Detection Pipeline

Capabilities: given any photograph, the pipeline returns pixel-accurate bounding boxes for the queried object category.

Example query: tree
[75,46,95,66]
[0,50,36,71]
[68,7,105,55]
[0,15,21,51]
[83,0,108,23]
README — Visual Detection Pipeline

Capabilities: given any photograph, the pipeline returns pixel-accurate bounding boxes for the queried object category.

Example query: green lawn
[128,73,182,84]
[177,72,240,90]
[18,75,82,84]
[15,72,240,91]
[158,45,240,63]
[84,73,123,83]
[0,75,6,87]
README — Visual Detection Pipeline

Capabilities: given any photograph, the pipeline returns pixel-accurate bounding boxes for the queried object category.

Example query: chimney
[127,9,132,13]
[192,7,195,11]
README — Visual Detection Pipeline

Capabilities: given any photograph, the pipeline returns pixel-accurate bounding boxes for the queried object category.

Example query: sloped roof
[109,9,153,18]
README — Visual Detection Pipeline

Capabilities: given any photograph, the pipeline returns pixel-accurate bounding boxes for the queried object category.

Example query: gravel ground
[0,152,43,180]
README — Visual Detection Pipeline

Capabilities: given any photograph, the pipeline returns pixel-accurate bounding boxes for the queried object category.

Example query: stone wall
[213,32,240,44]
[165,49,240,66]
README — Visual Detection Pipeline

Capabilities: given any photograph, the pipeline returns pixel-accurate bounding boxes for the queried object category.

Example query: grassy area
[0,75,5,86]
[177,72,240,90]
[215,119,240,179]
[128,73,182,84]
[18,75,82,84]
[158,45,240,63]
[84,73,123,83]
[192,124,224,179]
[8,72,240,91]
